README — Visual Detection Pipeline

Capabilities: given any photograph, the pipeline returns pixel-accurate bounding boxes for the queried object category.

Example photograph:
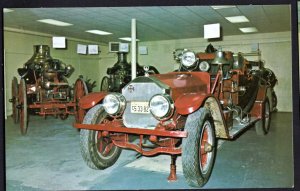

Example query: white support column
[131,18,137,80]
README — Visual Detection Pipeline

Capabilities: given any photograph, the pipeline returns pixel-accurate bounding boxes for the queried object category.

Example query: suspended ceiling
[3,5,291,44]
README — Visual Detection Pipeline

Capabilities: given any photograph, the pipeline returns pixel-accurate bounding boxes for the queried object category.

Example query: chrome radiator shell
[122,76,169,129]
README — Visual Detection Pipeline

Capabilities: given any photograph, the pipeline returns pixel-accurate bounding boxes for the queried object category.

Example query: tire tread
[80,104,103,169]
[182,108,216,187]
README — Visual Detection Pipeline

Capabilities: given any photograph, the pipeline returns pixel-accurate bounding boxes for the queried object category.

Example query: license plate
[130,102,150,114]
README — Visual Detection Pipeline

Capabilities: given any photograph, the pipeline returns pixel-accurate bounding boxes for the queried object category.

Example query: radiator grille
[122,78,167,129]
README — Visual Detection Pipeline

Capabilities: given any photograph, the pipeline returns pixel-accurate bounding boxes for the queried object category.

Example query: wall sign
[52,37,66,48]
[204,23,220,39]
[77,44,87,54]
[88,45,99,55]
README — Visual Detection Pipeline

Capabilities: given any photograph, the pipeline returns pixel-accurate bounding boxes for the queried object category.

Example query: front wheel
[182,108,216,187]
[255,99,271,135]
[80,104,122,169]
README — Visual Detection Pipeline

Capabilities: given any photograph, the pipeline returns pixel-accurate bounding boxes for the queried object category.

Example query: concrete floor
[5,112,294,190]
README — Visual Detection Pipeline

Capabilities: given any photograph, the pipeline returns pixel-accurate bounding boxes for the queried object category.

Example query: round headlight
[103,93,126,116]
[199,61,210,72]
[181,51,196,68]
[149,94,174,120]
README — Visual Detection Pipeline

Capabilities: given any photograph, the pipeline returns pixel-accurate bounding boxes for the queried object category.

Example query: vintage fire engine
[100,52,159,92]
[74,46,277,187]
[10,45,88,135]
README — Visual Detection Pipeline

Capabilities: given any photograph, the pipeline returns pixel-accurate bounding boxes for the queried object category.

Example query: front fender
[79,92,107,110]
[175,93,207,115]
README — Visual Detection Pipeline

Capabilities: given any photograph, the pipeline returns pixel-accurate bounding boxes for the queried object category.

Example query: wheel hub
[204,142,213,153]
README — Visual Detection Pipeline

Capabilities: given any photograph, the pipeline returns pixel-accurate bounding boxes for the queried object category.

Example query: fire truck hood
[148,72,211,100]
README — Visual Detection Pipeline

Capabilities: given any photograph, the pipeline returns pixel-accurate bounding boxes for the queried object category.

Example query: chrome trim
[122,77,171,129]
[149,94,174,121]
[103,93,126,116]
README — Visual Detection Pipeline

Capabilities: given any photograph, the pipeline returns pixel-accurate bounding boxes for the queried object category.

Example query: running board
[229,117,260,138]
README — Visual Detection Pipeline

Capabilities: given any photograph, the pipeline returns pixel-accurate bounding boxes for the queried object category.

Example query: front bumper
[74,122,187,156]
[73,122,187,138]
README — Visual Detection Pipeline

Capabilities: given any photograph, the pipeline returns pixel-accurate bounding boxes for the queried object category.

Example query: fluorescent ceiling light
[239,27,258,33]
[86,30,112,35]
[37,19,73,26]
[3,8,14,13]
[225,16,249,23]
[211,6,236,10]
[119,37,140,42]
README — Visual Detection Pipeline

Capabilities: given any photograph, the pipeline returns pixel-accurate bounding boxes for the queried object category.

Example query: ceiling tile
[3,5,291,43]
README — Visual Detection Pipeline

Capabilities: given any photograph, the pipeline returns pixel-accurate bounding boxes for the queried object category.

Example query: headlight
[199,61,210,72]
[103,93,126,116]
[181,51,196,68]
[149,94,174,120]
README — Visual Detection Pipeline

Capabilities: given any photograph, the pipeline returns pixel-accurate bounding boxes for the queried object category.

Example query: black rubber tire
[255,99,271,135]
[182,107,216,187]
[80,104,122,169]
[242,76,259,114]
[272,91,277,111]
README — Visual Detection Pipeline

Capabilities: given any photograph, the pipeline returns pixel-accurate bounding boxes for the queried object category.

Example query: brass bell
[212,50,227,65]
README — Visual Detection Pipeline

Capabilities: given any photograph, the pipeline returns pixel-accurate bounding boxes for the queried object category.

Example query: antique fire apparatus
[100,52,159,92]
[74,46,277,187]
[10,45,88,135]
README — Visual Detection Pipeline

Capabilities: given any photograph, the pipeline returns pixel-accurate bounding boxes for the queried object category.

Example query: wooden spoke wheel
[100,76,109,92]
[11,77,19,123]
[80,104,122,169]
[74,78,88,123]
[19,79,28,135]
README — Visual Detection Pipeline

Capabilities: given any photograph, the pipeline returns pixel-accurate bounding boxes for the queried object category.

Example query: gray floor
[5,112,294,190]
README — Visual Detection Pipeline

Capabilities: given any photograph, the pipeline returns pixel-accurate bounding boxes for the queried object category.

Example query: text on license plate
[131,102,150,114]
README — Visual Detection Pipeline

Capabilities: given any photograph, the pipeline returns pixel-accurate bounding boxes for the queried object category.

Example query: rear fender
[79,92,107,110]
[175,94,229,138]
[203,97,229,138]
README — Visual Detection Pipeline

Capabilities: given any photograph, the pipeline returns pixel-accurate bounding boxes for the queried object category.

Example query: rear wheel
[182,108,216,187]
[100,76,109,92]
[11,77,19,123]
[74,78,88,123]
[255,99,271,135]
[272,91,277,112]
[80,104,122,169]
[19,79,28,135]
